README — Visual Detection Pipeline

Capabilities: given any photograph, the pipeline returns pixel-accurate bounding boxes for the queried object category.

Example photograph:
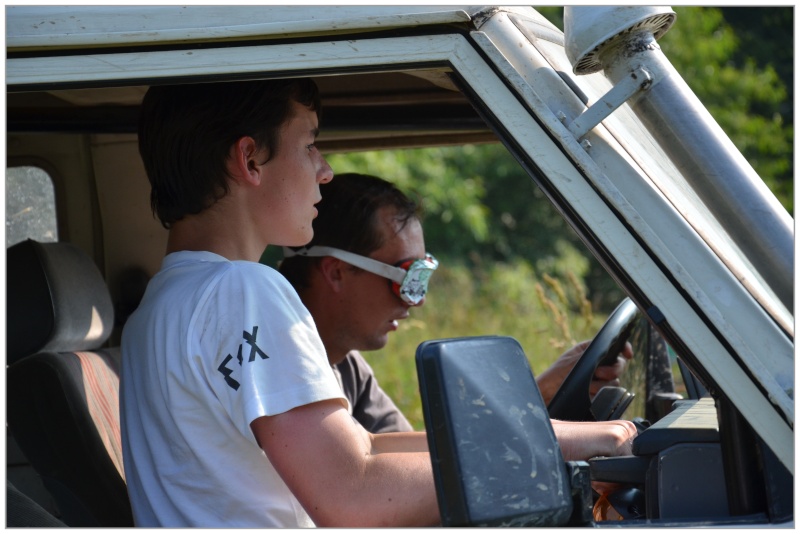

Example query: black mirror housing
[416,335,576,526]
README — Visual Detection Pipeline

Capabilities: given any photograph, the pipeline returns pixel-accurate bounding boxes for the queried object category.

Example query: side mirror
[416,336,578,527]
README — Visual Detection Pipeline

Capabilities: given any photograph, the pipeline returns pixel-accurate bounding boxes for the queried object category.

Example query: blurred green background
[264,7,793,429]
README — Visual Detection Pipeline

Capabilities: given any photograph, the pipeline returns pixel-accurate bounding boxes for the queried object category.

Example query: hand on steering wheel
[547,298,640,421]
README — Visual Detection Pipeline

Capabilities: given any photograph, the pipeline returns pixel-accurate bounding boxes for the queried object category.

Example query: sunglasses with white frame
[283,246,438,305]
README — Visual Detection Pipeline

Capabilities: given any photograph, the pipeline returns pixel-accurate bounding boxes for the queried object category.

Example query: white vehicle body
[6,5,793,528]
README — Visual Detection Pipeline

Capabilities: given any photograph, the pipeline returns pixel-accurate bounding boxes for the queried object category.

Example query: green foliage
[328,7,793,425]
[328,144,626,312]
[326,149,490,247]
[363,263,606,429]
[534,6,562,29]
[720,7,793,112]
[328,6,792,310]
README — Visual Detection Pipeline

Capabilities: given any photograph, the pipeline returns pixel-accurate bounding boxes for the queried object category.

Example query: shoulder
[191,259,308,325]
[338,351,377,377]
[159,252,287,289]
[218,261,298,299]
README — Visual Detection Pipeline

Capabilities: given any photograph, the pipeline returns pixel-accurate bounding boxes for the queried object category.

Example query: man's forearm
[550,419,636,461]
[370,430,429,453]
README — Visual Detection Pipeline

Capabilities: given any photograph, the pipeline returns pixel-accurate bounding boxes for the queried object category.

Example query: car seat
[6,480,66,527]
[6,239,134,526]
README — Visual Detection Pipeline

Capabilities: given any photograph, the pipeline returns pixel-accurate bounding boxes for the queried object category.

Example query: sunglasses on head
[283,246,438,305]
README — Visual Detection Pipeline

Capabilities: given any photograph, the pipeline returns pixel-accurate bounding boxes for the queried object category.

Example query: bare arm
[251,399,438,527]
[536,340,634,405]
[551,419,637,461]
[370,431,429,453]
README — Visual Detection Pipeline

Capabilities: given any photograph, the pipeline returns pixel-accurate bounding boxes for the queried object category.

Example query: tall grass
[363,260,609,429]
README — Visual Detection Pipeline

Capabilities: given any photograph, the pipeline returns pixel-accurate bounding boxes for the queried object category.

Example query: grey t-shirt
[332,351,414,433]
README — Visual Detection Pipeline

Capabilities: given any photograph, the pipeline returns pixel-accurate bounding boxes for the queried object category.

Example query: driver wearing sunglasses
[277,173,632,438]
[283,246,438,306]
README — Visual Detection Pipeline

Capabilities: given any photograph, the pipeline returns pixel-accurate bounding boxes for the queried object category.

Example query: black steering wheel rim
[547,297,640,421]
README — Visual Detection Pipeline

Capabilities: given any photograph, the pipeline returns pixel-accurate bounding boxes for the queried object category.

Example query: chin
[362,336,389,352]
[283,230,313,247]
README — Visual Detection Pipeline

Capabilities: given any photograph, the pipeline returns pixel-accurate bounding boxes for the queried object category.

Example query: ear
[317,256,347,293]
[228,136,263,186]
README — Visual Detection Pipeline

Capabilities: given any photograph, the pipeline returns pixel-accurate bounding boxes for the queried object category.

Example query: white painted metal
[567,66,653,139]
[531,25,795,337]
[465,20,793,473]
[563,5,676,75]
[564,6,794,316]
[6,5,476,49]
[8,36,461,87]
[500,7,796,397]
[6,3,793,474]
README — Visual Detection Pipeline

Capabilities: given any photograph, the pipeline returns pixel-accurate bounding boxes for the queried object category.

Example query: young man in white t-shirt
[120,79,443,527]
[120,79,636,528]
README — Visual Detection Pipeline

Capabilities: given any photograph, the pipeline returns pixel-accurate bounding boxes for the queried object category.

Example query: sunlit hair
[138,78,321,228]
[279,173,420,290]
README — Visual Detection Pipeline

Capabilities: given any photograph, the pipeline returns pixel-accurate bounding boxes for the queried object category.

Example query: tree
[324,144,626,312]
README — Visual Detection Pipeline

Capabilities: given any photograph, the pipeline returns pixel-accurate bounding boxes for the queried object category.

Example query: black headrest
[7,239,115,365]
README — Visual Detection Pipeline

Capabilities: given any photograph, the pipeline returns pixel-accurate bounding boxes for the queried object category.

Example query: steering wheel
[547,297,641,421]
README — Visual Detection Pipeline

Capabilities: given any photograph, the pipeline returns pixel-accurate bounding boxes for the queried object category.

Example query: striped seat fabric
[7,239,133,527]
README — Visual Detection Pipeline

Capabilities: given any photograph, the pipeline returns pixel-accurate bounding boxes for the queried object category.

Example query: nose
[318,156,334,184]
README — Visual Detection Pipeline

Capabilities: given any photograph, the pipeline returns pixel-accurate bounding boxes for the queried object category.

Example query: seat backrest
[6,480,66,527]
[6,239,133,527]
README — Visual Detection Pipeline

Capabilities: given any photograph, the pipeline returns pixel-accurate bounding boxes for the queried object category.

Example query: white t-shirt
[120,251,346,527]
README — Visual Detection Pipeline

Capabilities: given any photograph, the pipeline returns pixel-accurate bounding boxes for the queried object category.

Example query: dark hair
[138,78,321,228]
[279,173,419,290]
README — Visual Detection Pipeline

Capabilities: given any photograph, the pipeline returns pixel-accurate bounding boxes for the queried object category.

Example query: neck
[166,203,265,262]
[298,288,349,366]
